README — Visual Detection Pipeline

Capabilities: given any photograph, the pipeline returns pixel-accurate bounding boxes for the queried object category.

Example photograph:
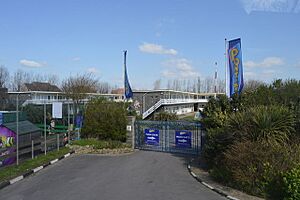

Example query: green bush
[81,98,127,142]
[203,127,234,169]
[282,166,300,200]
[227,105,295,145]
[201,95,231,129]
[222,141,300,198]
[153,111,178,121]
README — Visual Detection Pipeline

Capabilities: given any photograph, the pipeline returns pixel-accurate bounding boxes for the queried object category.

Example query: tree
[243,79,264,92]
[61,73,99,120]
[61,73,98,104]
[153,79,161,90]
[10,69,31,91]
[97,81,111,94]
[0,65,9,88]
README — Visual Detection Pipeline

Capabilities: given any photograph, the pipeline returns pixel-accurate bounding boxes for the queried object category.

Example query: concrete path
[0,151,226,200]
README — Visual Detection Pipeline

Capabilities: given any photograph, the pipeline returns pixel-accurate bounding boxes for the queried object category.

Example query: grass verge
[0,147,70,182]
[72,139,131,149]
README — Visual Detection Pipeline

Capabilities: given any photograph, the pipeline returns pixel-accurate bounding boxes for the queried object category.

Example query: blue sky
[0,0,299,89]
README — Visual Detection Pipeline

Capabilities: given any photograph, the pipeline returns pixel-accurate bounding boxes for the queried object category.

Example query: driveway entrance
[0,151,225,200]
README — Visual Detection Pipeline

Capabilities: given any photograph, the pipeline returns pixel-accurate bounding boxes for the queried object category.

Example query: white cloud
[241,0,300,14]
[139,43,178,55]
[162,58,199,78]
[244,57,284,68]
[72,57,81,61]
[20,59,44,68]
[87,67,99,74]
[244,69,280,81]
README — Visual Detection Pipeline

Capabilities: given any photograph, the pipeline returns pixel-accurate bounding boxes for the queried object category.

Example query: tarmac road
[0,151,226,200]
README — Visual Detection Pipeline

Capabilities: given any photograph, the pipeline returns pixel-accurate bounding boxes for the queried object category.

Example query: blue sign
[145,129,159,145]
[76,115,83,128]
[175,131,192,148]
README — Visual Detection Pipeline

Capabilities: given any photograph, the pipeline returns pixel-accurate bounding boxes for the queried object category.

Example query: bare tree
[217,79,225,93]
[11,69,31,91]
[244,79,264,92]
[97,82,111,94]
[43,74,60,86]
[0,65,9,88]
[153,79,161,90]
[61,73,98,104]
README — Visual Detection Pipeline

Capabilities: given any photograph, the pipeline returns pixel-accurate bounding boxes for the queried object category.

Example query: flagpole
[214,62,218,94]
[123,50,127,102]
[224,38,228,96]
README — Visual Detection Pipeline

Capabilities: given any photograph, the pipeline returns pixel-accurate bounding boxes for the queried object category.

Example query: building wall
[0,126,16,167]
[132,92,164,114]
[163,104,194,115]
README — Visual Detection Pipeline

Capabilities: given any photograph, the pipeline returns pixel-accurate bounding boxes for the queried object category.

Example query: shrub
[282,165,300,200]
[249,106,295,145]
[81,98,127,142]
[223,141,300,198]
[153,112,178,121]
[226,105,295,145]
[203,127,234,169]
[201,95,231,129]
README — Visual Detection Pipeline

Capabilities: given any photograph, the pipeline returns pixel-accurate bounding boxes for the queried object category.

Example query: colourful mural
[0,126,16,167]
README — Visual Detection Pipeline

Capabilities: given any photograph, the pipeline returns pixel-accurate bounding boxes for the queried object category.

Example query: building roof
[24,82,61,92]
[133,89,223,96]
[4,120,41,135]
[111,88,124,94]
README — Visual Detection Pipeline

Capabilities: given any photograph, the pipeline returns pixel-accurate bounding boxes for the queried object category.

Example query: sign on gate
[135,120,202,155]
[175,131,191,148]
[145,129,159,146]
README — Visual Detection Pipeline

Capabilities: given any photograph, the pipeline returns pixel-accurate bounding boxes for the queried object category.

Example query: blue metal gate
[134,120,203,155]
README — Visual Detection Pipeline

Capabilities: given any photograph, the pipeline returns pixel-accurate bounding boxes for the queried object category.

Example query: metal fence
[134,120,204,155]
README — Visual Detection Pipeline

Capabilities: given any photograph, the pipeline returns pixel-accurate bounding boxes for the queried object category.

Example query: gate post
[126,116,136,149]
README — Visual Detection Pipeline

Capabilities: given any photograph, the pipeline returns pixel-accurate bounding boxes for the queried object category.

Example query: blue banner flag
[124,50,133,99]
[228,38,244,97]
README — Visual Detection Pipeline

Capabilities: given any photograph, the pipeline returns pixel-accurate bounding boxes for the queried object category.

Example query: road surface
[0,151,226,200]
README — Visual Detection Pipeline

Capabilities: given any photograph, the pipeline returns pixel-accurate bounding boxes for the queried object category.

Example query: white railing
[142,98,208,119]
[142,99,163,119]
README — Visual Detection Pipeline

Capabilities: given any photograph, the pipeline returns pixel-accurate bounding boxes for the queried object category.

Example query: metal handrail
[142,98,208,119]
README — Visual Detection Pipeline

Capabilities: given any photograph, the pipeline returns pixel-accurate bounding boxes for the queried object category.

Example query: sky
[0,0,300,89]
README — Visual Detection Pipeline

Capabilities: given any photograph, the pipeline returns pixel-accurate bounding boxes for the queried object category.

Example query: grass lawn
[0,147,71,182]
[72,139,131,149]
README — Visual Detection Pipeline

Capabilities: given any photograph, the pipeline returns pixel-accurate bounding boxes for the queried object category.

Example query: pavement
[0,151,226,200]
